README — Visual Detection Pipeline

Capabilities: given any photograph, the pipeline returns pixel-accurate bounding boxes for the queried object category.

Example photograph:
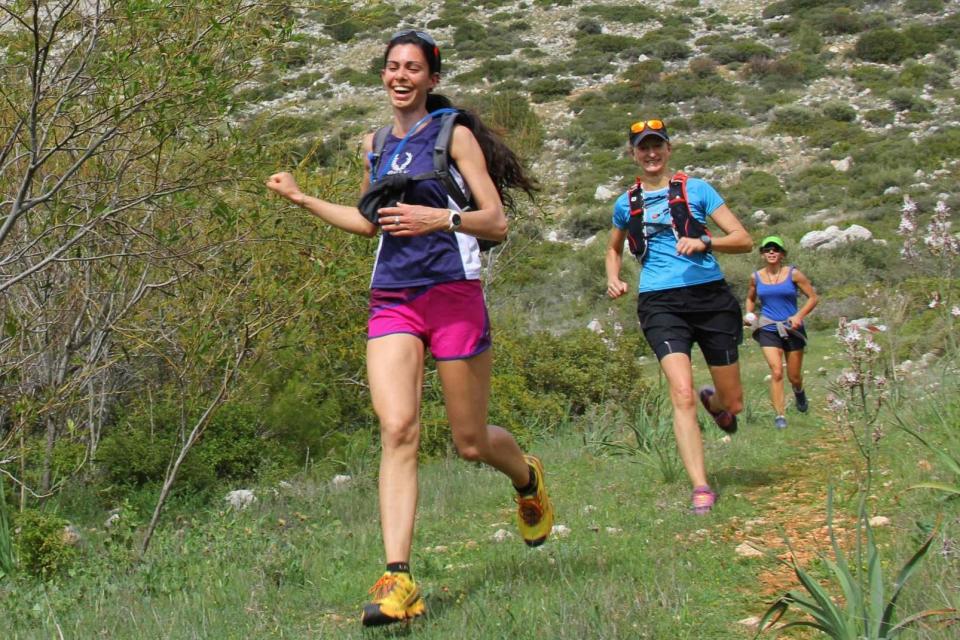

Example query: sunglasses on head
[391,29,437,47]
[630,119,665,134]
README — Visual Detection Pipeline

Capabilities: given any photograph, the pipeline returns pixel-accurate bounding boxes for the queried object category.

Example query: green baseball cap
[760,235,786,252]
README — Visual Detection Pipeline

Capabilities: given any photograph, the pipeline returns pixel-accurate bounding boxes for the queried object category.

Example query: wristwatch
[448,209,462,231]
[699,234,712,250]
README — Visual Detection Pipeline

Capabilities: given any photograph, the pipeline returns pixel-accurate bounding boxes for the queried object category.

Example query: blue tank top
[756,267,798,330]
[370,117,481,288]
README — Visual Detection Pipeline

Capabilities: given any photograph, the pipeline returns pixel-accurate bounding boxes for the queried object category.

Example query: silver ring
[394,216,400,225]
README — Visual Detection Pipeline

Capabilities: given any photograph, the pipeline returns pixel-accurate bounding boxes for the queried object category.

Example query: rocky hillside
[245,1,959,243]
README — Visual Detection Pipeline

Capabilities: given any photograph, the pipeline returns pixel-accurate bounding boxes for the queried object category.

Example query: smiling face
[761,245,785,265]
[381,43,439,112]
[632,137,671,177]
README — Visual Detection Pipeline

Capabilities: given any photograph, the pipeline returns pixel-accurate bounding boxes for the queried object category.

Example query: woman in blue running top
[605,118,752,515]
[744,235,818,430]
[266,30,552,627]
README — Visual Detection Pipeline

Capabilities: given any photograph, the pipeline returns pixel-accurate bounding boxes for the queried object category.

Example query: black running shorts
[636,280,743,366]
[754,326,807,352]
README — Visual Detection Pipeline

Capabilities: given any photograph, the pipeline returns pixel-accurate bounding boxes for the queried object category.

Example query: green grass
[5,328,960,638]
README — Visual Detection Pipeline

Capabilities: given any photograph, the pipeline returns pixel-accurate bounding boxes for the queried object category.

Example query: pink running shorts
[368,280,492,360]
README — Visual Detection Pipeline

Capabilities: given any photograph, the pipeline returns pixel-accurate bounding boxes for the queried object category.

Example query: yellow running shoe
[515,454,554,547]
[360,571,425,627]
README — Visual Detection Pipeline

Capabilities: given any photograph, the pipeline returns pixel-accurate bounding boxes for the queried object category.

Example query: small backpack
[366,109,499,252]
[625,171,709,263]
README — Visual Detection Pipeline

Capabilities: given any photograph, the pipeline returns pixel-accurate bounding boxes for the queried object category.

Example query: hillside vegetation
[2,1,960,637]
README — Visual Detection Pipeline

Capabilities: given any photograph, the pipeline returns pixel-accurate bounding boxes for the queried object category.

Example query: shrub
[577,33,646,55]
[743,52,826,88]
[708,39,774,64]
[905,0,944,12]
[793,25,822,54]
[13,509,77,579]
[768,105,822,135]
[724,171,786,210]
[804,120,869,150]
[331,66,380,87]
[821,100,857,122]
[688,56,717,78]
[689,112,748,130]
[854,29,912,63]
[461,91,544,160]
[674,142,769,167]
[887,87,926,112]
[863,109,895,126]
[811,7,865,35]
[898,60,951,89]
[652,39,691,60]
[647,72,737,103]
[529,77,574,103]
[579,4,658,23]
[850,65,897,92]
[576,18,602,35]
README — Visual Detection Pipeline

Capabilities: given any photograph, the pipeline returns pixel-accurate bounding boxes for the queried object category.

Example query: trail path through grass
[8,330,876,639]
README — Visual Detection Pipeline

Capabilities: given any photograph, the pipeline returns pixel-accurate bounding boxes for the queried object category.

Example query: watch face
[452,213,461,226]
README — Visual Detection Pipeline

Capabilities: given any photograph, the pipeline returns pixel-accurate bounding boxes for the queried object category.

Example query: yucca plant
[0,476,15,579]
[755,488,954,639]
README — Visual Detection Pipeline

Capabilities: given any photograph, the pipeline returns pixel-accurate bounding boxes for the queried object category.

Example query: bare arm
[264,132,377,237]
[377,124,508,240]
[674,203,752,256]
[789,268,819,328]
[745,272,757,314]
[605,227,630,299]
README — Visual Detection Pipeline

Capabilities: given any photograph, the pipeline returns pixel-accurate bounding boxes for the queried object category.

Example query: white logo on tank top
[389,152,412,174]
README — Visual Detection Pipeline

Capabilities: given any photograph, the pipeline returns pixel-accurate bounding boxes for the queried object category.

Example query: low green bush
[904,0,944,14]
[460,90,544,160]
[579,4,658,23]
[674,142,769,167]
[821,100,857,122]
[810,7,866,35]
[898,60,951,90]
[13,509,77,579]
[862,109,895,126]
[708,39,774,64]
[689,112,748,130]
[724,170,786,211]
[646,72,737,103]
[887,87,928,112]
[849,65,897,92]
[804,120,870,150]
[854,28,912,64]
[529,77,574,103]
[577,33,646,56]
[768,105,822,136]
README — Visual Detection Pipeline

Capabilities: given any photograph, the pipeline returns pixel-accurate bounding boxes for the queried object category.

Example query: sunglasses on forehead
[391,29,437,47]
[630,119,665,134]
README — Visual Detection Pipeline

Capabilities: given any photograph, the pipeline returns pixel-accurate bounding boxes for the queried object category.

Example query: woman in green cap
[744,236,818,429]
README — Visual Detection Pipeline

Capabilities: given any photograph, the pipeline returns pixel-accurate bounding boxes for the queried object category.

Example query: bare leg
[785,349,804,391]
[367,334,425,564]
[705,362,745,416]
[659,353,707,488]
[761,346,786,415]
[436,349,529,486]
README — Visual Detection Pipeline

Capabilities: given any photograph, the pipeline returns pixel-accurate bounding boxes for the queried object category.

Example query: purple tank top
[370,117,481,288]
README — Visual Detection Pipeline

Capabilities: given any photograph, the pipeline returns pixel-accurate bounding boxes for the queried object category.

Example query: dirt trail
[728,428,857,598]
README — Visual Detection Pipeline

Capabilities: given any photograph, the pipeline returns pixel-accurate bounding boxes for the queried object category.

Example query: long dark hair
[384,34,538,212]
